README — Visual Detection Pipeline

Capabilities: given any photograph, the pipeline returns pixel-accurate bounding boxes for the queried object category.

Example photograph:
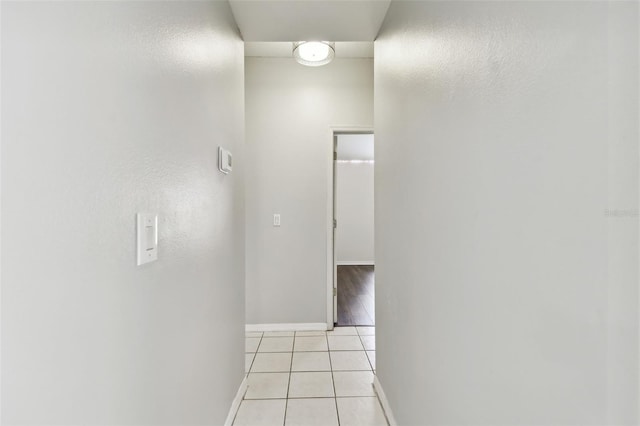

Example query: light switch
[137,213,158,266]
[145,226,155,250]
[273,214,281,227]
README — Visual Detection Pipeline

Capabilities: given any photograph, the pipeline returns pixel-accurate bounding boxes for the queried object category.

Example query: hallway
[238,327,382,425]
[2,1,639,424]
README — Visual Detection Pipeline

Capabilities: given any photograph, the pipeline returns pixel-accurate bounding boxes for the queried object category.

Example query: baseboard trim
[224,376,248,426]
[245,323,328,332]
[373,375,398,426]
[337,261,375,266]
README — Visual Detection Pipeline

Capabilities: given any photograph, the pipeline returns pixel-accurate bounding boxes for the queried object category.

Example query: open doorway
[332,132,375,326]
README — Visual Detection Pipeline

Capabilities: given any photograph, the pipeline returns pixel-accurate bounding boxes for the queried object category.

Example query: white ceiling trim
[229,0,391,42]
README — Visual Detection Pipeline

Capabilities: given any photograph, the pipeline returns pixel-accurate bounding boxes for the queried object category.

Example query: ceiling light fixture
[293,41,335,67]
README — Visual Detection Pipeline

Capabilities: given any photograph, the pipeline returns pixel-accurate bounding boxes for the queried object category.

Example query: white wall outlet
[218,146,232,174]
[273,214,281,227]
[137,213,158,266]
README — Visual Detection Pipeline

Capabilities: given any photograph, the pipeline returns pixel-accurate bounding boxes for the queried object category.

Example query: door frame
[326,126,374,330]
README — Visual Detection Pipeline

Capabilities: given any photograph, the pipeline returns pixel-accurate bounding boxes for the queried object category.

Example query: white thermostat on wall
[218,146,232,174]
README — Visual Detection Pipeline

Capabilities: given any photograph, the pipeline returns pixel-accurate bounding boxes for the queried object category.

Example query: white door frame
[326,126,374,330]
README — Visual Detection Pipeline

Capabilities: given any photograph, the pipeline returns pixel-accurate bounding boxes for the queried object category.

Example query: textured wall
[1,2,245,424]
[374,2,638,424]
[245,58,373,325]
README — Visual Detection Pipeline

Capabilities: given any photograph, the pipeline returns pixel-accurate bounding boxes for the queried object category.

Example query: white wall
[1,2,245,424]
[374,2,638,425]
[245,58,373,325]
[336,162,374,264]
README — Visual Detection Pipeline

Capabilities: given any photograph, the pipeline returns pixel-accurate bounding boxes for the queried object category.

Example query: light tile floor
[235,326,387,426]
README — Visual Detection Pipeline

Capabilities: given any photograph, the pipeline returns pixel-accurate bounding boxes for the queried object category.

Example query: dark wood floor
[337,265,375,326]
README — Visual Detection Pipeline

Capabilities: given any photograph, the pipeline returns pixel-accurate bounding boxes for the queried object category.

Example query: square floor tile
[333,371,376,397]
[296,330,327,337]
[356,326,375,336]
[258,337,294,353]
[327,326,358,336]
[245,353,255,373]
[366,351,375,370]
[288,372,335,398]
[294,336,328,352]
[327,335,364,351]
[336,397,388,426]
[233,399,286,426]
[291,352,331,372]
[263,331,295,337]
[250,352,292,373]
[360,335,375,351]
[285,398,338,426]
[246,331,263,338]
[330,351,371,371]
[246,337,261,353]
[245,373,290,399]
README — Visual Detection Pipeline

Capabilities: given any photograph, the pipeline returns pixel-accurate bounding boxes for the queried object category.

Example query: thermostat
[218,147,232,174]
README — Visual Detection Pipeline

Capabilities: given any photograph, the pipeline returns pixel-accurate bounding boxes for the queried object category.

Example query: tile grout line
[244,395,380,400]
[356,328,376,371]
[283,332,296,426]
[248,332,263,374]
[242,367,375,378]
[249,332,263,375]
[326,331,341,426]
[234,332,264,426]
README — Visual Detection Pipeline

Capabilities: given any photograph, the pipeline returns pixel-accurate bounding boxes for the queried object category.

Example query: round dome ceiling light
[293,41,335,67]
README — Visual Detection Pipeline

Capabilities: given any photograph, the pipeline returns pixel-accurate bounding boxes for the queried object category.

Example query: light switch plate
[273,214,281,227]
[137,213,158,266]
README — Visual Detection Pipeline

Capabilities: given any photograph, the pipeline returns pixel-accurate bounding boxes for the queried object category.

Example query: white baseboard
[245,323,328,332]
[224,376,248,426]
[337,261,375,266]
[373,375,398,426]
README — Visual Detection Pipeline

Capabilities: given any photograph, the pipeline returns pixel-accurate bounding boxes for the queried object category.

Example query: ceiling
[229,0,391,42]
[336,134,374,161]
[245,41,373,58]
